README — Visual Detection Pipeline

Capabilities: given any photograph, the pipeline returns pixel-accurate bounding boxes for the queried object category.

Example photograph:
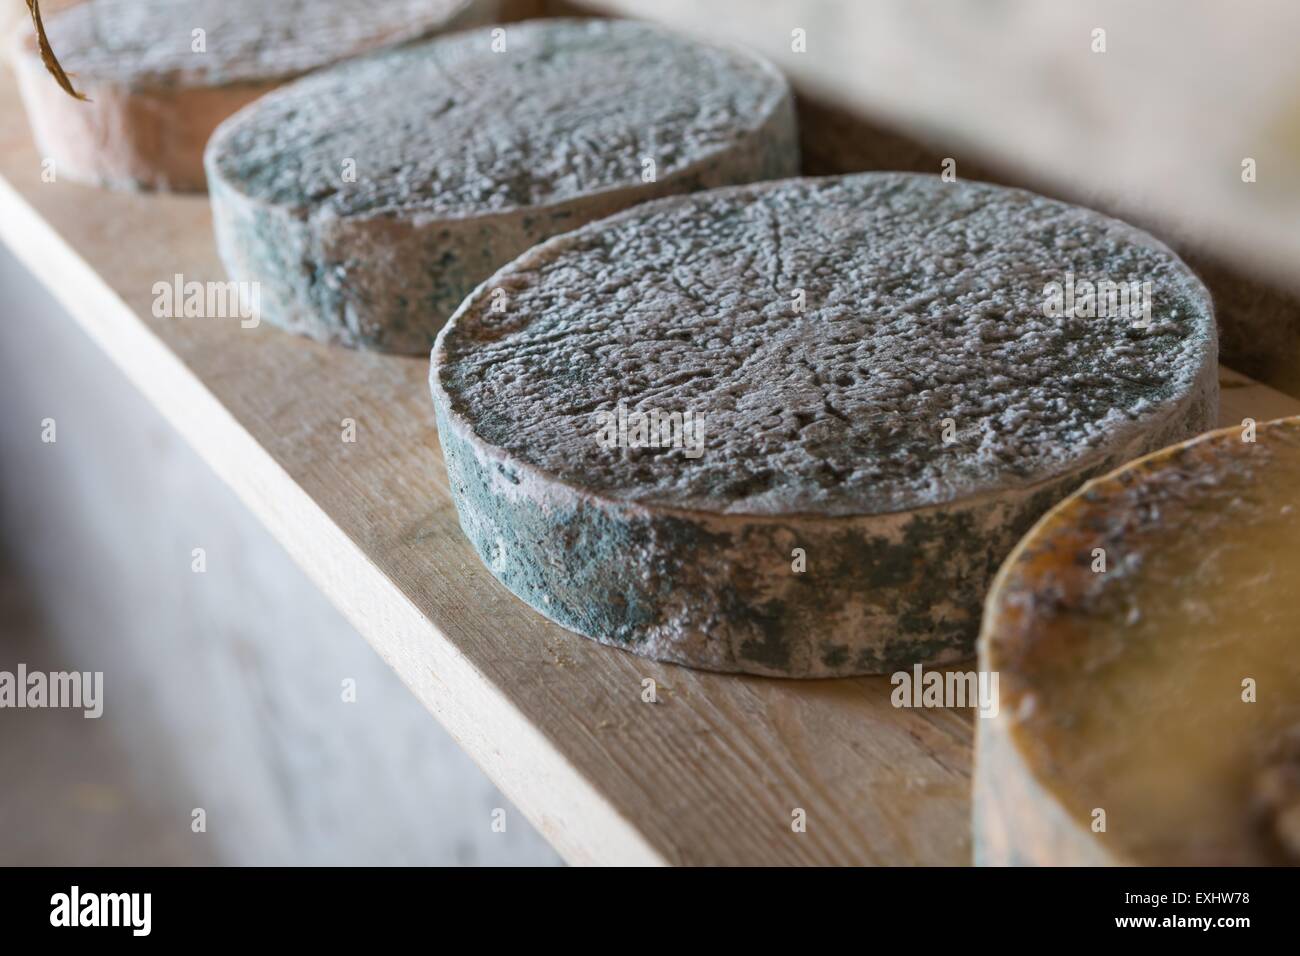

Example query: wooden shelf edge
[0,172,668,867]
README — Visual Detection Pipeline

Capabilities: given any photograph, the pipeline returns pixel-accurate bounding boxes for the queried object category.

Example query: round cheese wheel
[205,18,798,354]
[431,172,1219,677]
[977,416,1300,865]
[11,0,490,191]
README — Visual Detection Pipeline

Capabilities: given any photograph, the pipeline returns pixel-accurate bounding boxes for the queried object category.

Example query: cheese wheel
[205,18,798,354]
[976,416,1300,865]
[430,172,1219,677]
[11,0,492,192]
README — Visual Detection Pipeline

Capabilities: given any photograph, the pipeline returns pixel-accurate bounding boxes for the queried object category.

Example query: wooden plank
[1,58,1296,866]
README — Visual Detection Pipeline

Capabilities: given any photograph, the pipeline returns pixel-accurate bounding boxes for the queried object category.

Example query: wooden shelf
[2,57,1297,865]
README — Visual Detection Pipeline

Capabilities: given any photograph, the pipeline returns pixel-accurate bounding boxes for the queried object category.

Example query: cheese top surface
[37,0,470,87]
[207,18,791,218]
[435,173,1216,517]
[986,418,1300,865]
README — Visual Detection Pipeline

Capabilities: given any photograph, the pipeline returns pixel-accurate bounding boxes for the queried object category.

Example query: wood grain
[1,59,1296,865]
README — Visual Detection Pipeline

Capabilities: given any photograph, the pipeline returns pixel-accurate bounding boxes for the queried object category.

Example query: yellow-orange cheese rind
[977,415,1300,865]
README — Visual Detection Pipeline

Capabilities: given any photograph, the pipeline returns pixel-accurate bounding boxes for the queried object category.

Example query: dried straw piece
[25,0,87,101]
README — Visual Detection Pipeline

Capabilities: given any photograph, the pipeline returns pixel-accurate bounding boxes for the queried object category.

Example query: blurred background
[0,244,562,865]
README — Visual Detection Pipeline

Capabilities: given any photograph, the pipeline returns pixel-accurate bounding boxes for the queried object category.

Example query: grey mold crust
[431,173,1219,678]
[12,0,486,192]
[36,0,480,88]
[206,18,799,353]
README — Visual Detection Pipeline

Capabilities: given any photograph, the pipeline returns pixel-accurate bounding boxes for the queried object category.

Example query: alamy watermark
[1043,272,1152,327]
[595,402,705,459]
[50,886,150,936]
[891,664,999,719]
[151,274,260,328]
[0,664,103,718]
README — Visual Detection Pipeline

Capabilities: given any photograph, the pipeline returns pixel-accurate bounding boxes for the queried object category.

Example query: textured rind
[11,0,489,191]
[434,386,1212,677]
[431,173,1219,677]
[975,417,1300,864]
[437,174,1218,515]
[205,19,799,354]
